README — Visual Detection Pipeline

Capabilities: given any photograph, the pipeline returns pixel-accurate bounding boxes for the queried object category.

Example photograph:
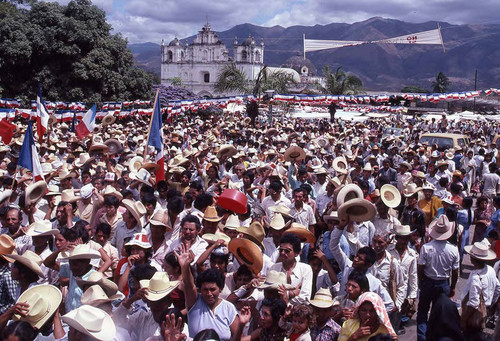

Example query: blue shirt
[60,263,95,313]
[487,209,500,236]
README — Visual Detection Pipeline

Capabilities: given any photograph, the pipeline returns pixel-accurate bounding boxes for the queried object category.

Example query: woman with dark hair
[0,320,36,341]
[472,196,491,243]
[163,252,186,312]
[7,251,44,298]
[166,194,185,238]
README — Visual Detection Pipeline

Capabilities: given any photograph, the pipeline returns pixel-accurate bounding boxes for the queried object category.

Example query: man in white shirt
[315,178,335,217]
[261,181,291,222]
[289,188,316,233]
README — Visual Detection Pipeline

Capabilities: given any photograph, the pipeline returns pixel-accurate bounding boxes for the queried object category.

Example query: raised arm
[175,244,197,310]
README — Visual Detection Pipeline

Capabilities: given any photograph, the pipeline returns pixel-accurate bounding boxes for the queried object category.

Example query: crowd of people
[0,109,499,341]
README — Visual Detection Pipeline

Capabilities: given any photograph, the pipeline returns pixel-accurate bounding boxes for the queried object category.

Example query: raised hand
[238,306,252,325]
[162,313,186,341]
[174,243,194,269]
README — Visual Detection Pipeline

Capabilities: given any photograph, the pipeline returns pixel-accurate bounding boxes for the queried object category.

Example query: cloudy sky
[68,0,500,43]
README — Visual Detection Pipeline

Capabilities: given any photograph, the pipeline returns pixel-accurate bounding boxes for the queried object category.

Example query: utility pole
[473,69,478,113]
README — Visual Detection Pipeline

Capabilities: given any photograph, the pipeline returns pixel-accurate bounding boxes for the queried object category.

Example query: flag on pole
[147,93,165,182]
[70,111,77,132]
[36,84,50,143]
[18,121,44,182]
[75,104,97,139]
[0,120,17,144]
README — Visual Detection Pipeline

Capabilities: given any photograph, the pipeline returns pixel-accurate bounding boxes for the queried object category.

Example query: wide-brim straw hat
[132,168,152,187]
[380,184,401,208]
[80,285,122,306]
[323,211,339,223]
[102,185,123,201]
[102,113,116,126]
[236,221,265,249]
[257,270,293,289]
[61,189,80,203]
[437,160,449,168]
[0,190,12,206]
[76,271,119,297]
[338,198,376,222]
[0,234,17,262]
[203,205,223,222]
[13,284,62,329]
[25,180,48,205]
[5,250,44,277]
[149,211,171,231]
[268,213,287,230]
[283,223,316,243]
[128,156,144,173]
[62,305,116,341]
[88,143,109,154]
[104,139,122,155]
[269,204,293,219]
[309,287,334,308]
[125,232,152,249]
[62,244,102,261]
[393,224,415,236]
[283,145,306,162]
[59,169,76,181]
[336,184,363,207]
[217,144,238,160]
[228,238,263,275]
[25,220,58,237]
[139,272,180,301]
[332,157,349,175]
[202,232,231,244]
[74,153,94,168]
[141,162,160,172]
[224,214,240,230]
[402,183,422,197]
[121,199,146,228]
[464,242,497,261]
[429,215,455,241]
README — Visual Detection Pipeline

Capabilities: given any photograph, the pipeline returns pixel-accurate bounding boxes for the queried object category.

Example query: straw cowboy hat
[268,213,288,230]
[203,205,222,222]
[126,233,152,249]
[62,305,116,341]
[309,288,334,308]
[88,142,109,154]
[283,145,306,162]
[236,221,266,249]
[104,138,122,155]
[393,224,415,236]
[25,180,48,205]
[380,184,401,208]
[139,272,180,301]
[141,161,160,172]
[48,115,57,126]
[269,204,293,219]
[436,160,449,168]
[59,169,76,181]
[402,183,422,197]
[167,155,189,168]
[0,190,12,206]
[464,242,497,261]
[224,214,240,230]
[73,153,94,168]
[149,211,171,231]
[257,270,293,290]
[128,156,144,173]
[63,244,102,261]
[76,272,119,297]
[336,184,363,207]
[5,250,44,277]
[323,211,339,223]
[0,234,17,262]
[202,232,231,244]
[284,223,316,244]
[13,284,62,329]
[80,285,122,306]
[102,113,116,126]
[216,144,237,160]
[25,220,58,237]
[121,199,146,228]
[429,215,455,241]
[61,189,80,203]
[338,198,376,222]
[132,168,152,187]
[102,185,123,201]
[228,238,263,275]
[332,156,349,175]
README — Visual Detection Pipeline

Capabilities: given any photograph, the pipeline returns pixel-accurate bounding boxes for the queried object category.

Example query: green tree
[401,86,428,93]
[214,63,250,95]
[432,72,450,93]
[0,0,153,103]
[321,66,363,95]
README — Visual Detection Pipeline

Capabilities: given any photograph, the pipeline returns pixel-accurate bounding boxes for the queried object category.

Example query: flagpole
[437,23,446,53]
[143,90,160,160]
[303,34,306,60]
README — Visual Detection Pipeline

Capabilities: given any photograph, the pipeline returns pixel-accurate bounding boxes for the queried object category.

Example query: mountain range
[128,17,500,92]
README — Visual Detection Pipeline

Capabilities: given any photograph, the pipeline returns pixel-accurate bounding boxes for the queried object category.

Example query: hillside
[129,17,500,91]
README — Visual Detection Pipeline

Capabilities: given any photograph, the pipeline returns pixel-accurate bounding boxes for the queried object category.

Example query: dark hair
[367,334,393,341]
[347,270,370,292]
[95,222,111,237]
[193,193,213,211]
[189,181,203,191]
[477,196,489,206]
[104,195,120,208]
[157,180,168,191]
[59,227,78,242]
[166,189,182,200]
[167,195,184,215]
[439,177,449,187]
[180,214,202,231]
[130,264,157,281]
[210,252,229,265]
[357,247,377,267]
[72,220,91,243]
[292,187,305,196]
[243,170,255,184]
[164,252,181,274]
[140,185,154,195]
[196,268,225,290]
[261,298,287,323]
[181,170,192,179]
[235,264,253,279]
[494,196,500,208]
[1,320,36,341]
[449,183,462,195]
[297,167,307,177]
[300,183,313,195]
[193,329,220,341]
[13,261,40,283]
[269,181,283,192]
[142,192,157,207]
[279,233,302,254]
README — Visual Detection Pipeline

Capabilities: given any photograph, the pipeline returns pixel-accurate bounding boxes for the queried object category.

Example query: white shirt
[371,214,400,235]
[315,192,333,216]
[370,250,406,309]
[388,244,419,299]
[188,295,237,341]
[461,265,500,308]
[289,203,316,227]
[166,236,208,263]
[418,239,459,280]
[114,304,159,341]
[110,221,144,258]
[261,195,291,222]
[269,261,313,305]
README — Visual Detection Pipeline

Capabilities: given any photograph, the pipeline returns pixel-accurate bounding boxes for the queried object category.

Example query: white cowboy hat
[269,204,293,219]
[402,183,422,197]
[125,233,152,249]
[139,272,180,301]
[268,213,287,230]
[128,156,144,173]
[121,199,146,228]
[149,210,171,231]
[332,157,349,175]
[442,194,455,205]
[0,190,12,206]
[336,184,363,207]
[13,284,62,329]
[0,234,17,262]
[393,224,415,236]
[202,232,231,244]
[167,155,189,168]
[5,250,44,277]
[323,211,339,223]
[62,305,116,341]
[257,270,293,290]
[59,169,77,181]
[75,272,119,297]
[80,285,122,306]
[61,189,80,203]
[224,214,240,230]
[74,153,94,168]
[63,244,101,261]
[25,220,58,237]
[25,180,48,205]
[338,198,376,222]
[283,145,306,162]
[102,185,123,201]
[102,113,116,126]
[309,288,334,308]
[104,138,122,155]
[228,238,263,275]
[132,168,152,186]
[216,144,238,160]
[464,242,497,261]
[380,184,401,208]
[429,215,455,241]
[422,183,436,191]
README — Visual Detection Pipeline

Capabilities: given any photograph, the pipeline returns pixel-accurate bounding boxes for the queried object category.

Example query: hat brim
[122,200,144,228]
[139,280,180,301]
[257,282,294,290]
[25,181,48,205]
[336,184,363,207]
[4,254,44,277]
[14,284,62,329]
[228,238,263,275]
[380,185,401,208]
[202,233,231,244]
[464,245,497,261]
[75,277,119,297]
[62,306,116,340]
[429,224,455,241]
[338,198,376,222]
[149,219,172,232]
[332,157,349,175]
[283,147,306,162]
[283,227,316,244]
[308,299,334,308]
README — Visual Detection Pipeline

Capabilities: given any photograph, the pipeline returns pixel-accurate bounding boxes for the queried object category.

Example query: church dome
[241,35,256,46]
[169,38,180,46]
[282,55,317,76]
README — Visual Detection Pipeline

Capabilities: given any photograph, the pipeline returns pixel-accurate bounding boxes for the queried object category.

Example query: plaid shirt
[310,318,341,341]
[0,263,19,314]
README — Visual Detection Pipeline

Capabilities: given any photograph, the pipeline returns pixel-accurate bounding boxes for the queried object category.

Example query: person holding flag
[145,91,165,183]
